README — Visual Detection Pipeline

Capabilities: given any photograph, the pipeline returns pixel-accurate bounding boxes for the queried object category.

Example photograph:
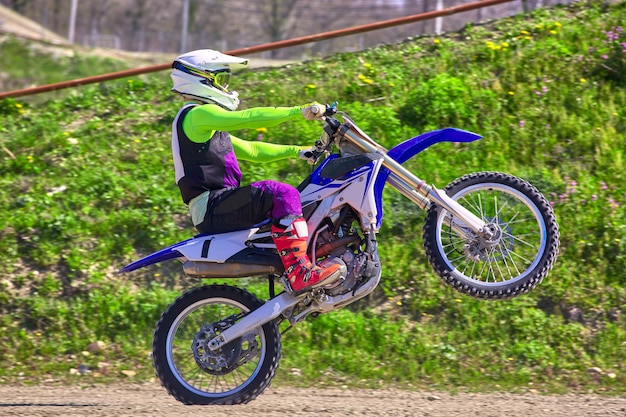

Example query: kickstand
[267,274,276,299]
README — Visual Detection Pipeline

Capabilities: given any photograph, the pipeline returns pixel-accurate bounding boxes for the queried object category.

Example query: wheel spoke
[433,178,551,285]
[495,241,520,279]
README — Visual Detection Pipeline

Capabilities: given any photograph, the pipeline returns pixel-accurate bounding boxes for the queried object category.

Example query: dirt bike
[120,103,559,405]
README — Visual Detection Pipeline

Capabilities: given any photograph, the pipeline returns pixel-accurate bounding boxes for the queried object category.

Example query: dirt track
[1,383,625,417]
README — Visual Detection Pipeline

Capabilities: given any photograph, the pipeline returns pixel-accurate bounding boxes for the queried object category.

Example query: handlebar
[305,102,341,164]
[324,101,338,117]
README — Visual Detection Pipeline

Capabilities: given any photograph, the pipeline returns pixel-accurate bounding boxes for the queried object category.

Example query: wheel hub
[463,221,512,262]
[192,321,242,375]
[191,316,260,376]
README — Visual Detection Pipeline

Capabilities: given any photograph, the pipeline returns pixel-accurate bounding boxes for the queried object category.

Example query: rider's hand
[298,146,321,165]
[298,147,318,165]
[301,102,325,121]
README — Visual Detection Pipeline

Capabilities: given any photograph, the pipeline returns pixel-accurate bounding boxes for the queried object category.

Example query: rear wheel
[152,284,281,405]
[423,172,559,300]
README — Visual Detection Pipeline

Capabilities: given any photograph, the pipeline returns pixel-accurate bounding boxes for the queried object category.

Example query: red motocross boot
[271,217,345,295]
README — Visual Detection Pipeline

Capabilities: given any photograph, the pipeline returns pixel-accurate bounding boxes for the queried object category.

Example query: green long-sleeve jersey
[181,102,304,161]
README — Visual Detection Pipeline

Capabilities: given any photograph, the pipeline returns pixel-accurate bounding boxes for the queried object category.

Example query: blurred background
[0,0,574,59]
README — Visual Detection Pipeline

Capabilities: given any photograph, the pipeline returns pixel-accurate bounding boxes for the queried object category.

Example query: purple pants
[250,180,302,219]
[195,180,302,234]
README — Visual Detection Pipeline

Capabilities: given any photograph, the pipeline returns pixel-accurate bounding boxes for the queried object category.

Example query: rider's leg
[249,180,345,294]
[248,180,302,219]
[194,185,274,234]
[196,180,344,293]
[271,216,345,294]
[195,180,299,234]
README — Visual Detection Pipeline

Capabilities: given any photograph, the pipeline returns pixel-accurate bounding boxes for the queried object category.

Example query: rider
[170,49,345,295]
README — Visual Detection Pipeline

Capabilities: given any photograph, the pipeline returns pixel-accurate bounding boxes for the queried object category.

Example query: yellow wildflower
[358,74,374,84]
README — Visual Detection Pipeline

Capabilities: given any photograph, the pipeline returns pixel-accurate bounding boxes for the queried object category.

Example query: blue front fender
[385,128,481,164]
[373,128,482,228]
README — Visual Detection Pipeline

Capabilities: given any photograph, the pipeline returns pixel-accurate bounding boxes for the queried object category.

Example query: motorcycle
[120,103,559,405]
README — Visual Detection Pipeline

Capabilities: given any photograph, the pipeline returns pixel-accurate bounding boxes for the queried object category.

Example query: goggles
[172,61,232,92]
[209,69,231,91]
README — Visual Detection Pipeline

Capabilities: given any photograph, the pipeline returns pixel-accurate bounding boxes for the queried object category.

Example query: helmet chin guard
[171,49,248,111]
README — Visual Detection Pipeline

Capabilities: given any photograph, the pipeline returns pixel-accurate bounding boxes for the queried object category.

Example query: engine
[311,208,378,297]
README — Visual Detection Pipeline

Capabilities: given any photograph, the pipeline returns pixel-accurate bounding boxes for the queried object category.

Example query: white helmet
[171,49,249,111]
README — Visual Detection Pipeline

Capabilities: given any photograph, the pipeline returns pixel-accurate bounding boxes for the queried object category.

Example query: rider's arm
[183,103,302,137]
[182,103,304,162]
[230,136,301,162]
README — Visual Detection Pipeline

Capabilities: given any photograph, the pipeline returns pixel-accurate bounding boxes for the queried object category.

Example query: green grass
[0,0,625,393]
[0,35,134,98]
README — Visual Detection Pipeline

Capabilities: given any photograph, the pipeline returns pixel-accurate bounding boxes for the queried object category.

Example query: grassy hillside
[0,0,625,392]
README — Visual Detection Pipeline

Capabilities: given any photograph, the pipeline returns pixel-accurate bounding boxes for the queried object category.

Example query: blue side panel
[373,128,482,227]
[118,238,193,273]
[309,154,340,186]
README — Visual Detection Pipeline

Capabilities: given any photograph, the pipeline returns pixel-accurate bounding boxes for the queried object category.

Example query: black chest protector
[173,105,240,204]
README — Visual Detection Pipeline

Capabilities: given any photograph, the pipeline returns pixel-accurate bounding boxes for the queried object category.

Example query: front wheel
[423,172,559,300]
[152,284,281,405]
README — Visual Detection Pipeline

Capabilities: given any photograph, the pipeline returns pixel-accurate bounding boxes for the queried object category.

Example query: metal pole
[68,0,78,44]
[0,0,516,99]
[435,0,444,35]
[41,5,48,41]
[180,0,189,52]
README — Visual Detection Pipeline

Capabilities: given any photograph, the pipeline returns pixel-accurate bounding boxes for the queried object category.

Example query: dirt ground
[1,383,625,417]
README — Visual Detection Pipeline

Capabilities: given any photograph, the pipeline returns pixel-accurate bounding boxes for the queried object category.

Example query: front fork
[338,122,490,239]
